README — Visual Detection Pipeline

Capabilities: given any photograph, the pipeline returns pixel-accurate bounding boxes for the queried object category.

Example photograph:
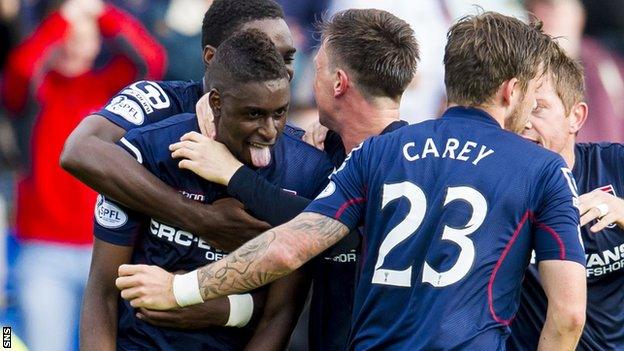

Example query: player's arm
[116,212,349,309]
[80,238,132,351]
[532,162,587,350]
[171,131,330,225]
[243,272,310,351]
[537,260,586,351]
[116,140,369,309]
[135,289,267,330]
[60,115,270,251]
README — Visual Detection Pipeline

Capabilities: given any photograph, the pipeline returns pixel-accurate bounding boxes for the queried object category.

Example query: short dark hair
[548,42,585,114]
[201,0,285,49]
[319,9,419,99]
[444,12,552,106]
[206,29,289,90]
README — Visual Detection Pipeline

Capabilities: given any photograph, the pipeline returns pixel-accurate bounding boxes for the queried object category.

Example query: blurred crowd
[0,0,623,350]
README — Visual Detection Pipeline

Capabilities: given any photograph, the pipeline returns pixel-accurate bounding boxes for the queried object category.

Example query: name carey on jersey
[402,137,495,165]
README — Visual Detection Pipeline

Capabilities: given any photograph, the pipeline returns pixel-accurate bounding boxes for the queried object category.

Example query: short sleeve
[304,141,368,230]
[95,80,177,131]
[93,195,143,246]
[532,159,585,265]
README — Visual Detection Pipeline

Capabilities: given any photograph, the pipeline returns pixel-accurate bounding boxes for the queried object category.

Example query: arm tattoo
[197,212,349,300]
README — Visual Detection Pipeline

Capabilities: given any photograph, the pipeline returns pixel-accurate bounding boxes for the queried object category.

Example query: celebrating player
[509,43,624,351]
[168,9,419,350]
[115,12,587,350]
[61,0,295,250]
[81,30,333,350]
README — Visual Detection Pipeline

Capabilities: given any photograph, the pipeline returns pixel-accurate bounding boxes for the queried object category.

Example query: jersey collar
[381,120,409,135]
[441,106,501,128]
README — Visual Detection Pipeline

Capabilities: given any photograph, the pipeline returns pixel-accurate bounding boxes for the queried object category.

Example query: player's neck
[336,98,400,152]
[561,140,577,169]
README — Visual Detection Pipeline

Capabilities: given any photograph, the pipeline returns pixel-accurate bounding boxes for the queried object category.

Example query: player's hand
[136,302,227,329]
[578,189,624,232]
[193,198,271,252]
[302,121,328,151]
[170,131,243,186]
[116,264,177,310]
[196,93,216,138]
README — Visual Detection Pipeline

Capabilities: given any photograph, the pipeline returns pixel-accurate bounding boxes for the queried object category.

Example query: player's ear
[501,78,520,107]
[334,69,349,98]
[208,89,221,119]
[203,45,217,65]
[568,101,588,134]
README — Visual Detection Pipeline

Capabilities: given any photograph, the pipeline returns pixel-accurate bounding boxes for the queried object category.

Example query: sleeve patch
[95,195,129,229]
[105,96,145,125]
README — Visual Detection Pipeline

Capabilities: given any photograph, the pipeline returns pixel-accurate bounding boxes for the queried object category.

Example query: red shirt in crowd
[1,5,166,245]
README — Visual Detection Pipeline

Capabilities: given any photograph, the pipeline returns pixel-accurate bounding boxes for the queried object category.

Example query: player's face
[214,78,290,168]
[313,43,335,129]
[505,74,542,133]
[240,19,296,80]
[520,75,570,154]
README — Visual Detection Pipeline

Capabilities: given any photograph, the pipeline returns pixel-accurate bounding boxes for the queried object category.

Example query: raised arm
[171,131,324,225]
[80,238,133,351]
[1,9,69,114]
[537,260,586,350]
[115,212,349,310]
[60,116,270,251]
[97,4,166,84]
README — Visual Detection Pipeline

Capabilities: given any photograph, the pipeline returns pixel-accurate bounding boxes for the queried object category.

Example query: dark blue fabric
[510,142,624,351]
[305,107,585,350]
[94,112,332,350]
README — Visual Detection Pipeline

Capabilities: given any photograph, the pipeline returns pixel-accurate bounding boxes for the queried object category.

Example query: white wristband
[225,293,254,327]
[173,270,204,307]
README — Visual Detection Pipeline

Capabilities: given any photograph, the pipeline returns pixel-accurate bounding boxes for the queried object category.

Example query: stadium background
[0,0,622,350]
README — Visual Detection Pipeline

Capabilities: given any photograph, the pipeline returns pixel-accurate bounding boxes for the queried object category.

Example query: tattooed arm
[116,212,349,310]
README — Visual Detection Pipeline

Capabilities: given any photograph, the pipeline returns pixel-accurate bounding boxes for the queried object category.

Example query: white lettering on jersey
[585,243,624,277]
[121,88,154,114]
[95,195,128,229]
[105,96,145,125]
[148,219,227,262]
[402,138,494,166]
[126,81,170,110]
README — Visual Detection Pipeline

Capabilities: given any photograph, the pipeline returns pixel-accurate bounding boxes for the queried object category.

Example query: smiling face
[212,78,290,168]
[520,74,571,153]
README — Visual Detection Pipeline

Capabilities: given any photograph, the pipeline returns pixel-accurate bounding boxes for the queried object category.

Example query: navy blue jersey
[93,113,333,351]
[510,143,624,351]
[305,107,585,350]
[96,80,204,131]
[308,120,407,351]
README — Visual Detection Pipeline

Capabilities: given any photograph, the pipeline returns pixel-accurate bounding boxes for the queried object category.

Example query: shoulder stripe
[120,137,143,164]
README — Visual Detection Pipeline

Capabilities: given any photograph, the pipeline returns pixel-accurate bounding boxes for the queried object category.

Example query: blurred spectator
[527,0,624,143]
[0,0,165,350]
[112,0,211,80]
[582,0,624,55]
[277,0,331,108]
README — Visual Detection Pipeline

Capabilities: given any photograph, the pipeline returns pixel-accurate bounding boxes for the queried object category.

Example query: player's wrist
[173,270,204,307]
[225,293,254,327]
[221,161,243,186]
